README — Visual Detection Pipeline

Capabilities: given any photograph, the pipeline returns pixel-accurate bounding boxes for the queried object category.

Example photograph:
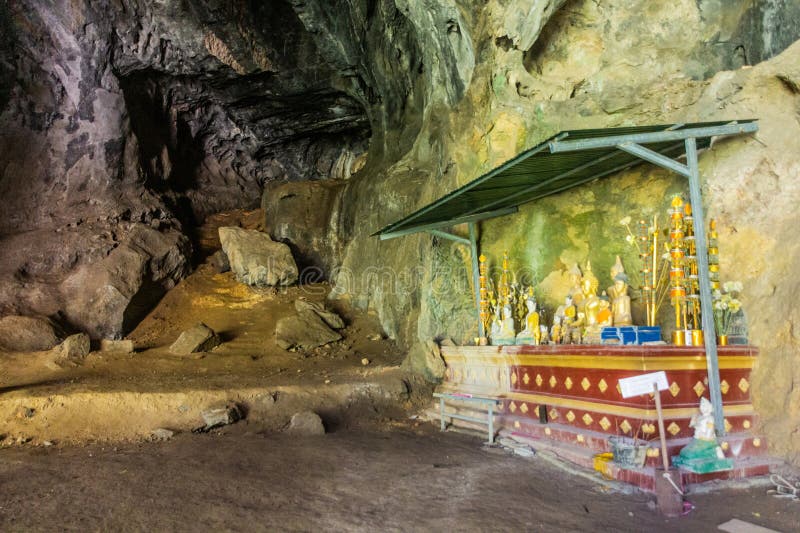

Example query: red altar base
[437,344,774,492]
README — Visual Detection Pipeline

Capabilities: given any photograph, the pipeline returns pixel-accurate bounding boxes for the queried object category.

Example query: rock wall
[0,0,370,338]
[310,1,800,463]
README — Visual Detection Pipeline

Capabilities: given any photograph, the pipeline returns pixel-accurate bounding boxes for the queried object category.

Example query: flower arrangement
[713,281,743,336]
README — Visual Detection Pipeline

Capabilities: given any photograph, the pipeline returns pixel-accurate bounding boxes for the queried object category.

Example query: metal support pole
[488,403,494,444]
[440,397,446,431]
[685,137,726,436]
[468,222,484,339]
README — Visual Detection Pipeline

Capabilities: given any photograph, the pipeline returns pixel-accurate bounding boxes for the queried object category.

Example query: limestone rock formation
[219,227,298,287]
[169,323,221,355]
[0,315,63,352]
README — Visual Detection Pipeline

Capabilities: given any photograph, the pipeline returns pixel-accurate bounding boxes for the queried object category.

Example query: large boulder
[218,227,298,287]
[403,340,446,383]
[53,333,91,361]
[0,315,63,352]
[276,311,341,351]
[287,411,326,436]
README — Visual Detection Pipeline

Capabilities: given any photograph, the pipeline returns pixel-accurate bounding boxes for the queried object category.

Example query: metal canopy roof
[375,120,758,240]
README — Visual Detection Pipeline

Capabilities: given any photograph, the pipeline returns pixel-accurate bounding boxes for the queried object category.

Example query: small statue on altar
[567,263,584,307]
[609,273,633,326]
[672,398,733,473]
[539,325,549,344]
[515,293,541,345]
[580,261,611,343]
[550,315,563,344]
[555,295,580,344]
[490,304,517,346]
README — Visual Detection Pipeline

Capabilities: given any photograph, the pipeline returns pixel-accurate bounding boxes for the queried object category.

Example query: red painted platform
[436,344,771,491]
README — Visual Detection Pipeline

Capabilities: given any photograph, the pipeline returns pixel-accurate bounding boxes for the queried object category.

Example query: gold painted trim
[439,384,754,419]
[442,353,755,371]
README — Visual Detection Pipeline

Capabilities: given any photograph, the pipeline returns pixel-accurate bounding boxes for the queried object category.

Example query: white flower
[620,216,632,226]
[625,235,633,243]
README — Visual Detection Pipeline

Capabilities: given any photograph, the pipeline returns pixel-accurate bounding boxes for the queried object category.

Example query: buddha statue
[515,295,541,345]
[673,398,733,473]
[567,263,584,307]
[580,261,610,343]
[609,272,633,326]
[491,304,516,345]
[555,295,579,344]
[550,315,563,344]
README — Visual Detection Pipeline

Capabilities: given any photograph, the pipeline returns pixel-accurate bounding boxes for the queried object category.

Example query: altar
[436,344,769,490]
[374,121,769,491]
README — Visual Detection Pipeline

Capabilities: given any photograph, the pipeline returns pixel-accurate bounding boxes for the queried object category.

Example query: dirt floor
[0,423,797,532]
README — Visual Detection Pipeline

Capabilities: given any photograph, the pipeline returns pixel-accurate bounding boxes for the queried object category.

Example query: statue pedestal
[672,439,734,474]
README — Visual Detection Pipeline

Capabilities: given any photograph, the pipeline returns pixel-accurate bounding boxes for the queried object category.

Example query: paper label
[619,371,669,398]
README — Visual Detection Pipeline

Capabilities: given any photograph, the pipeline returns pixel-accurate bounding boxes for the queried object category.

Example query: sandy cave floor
[1,424,798,532]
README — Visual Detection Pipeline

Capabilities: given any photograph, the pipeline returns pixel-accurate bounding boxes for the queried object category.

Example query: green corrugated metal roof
[375,120,757,239]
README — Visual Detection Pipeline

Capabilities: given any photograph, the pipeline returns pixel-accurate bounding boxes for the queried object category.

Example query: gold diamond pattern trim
[496,402,504,412]
[544,427,552,436]
[619,420,632,434]
[738,378,750,393]
[514,420,521,429]
[511,373,518,385]
[535,374,543,387]
[646,448,660,458]
[520,403,529,414]
[720,379,730,395]
[523,373,530,385]
[534,406,540,418]
[743,420,751,429]
[548,408,559,420]
[616,384,622,394]
[642,423,656,435]
[599,417,611,431]
[598,379,608,393]
[565,377,573,390]
[669,382,681,397]
[667,422,681,436]
[724,419,732,433]
[549,376,558,388]
[581,377,591,391]
[566,410,576,423]
[721,441,729,451]
[693,381,706,397]
[753,438,761,447]
[576,435,585,443]
[582,413,593,426]
[509,401,517,413]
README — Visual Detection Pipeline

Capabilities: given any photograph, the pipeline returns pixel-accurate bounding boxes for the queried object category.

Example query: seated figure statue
[580,261,611,343]
[515,295,541,345]
[491,304,516,346]
[609,273,633,326]
[672,398,733,473]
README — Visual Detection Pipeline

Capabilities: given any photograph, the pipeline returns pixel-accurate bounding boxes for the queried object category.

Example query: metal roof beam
[378,206,518,241]
[616,142,690,178]
[548,122,757,153]
[427,229,470,246]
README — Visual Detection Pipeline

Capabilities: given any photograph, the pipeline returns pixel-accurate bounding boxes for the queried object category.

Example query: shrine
[375,120,770,491]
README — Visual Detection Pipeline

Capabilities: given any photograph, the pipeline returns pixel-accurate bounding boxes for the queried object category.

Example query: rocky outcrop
[0,315,63,352]
[219,227,298,286]
[275,301,343,351]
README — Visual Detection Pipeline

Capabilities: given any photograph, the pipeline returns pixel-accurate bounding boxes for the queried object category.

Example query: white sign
[618,371,669,398]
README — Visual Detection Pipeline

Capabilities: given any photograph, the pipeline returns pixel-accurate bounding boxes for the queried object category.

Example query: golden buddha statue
[580,261,610,343]
[554,295,579,344]
[609,272,633,326]
[567,263,584,307]
[515,292,541,345]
